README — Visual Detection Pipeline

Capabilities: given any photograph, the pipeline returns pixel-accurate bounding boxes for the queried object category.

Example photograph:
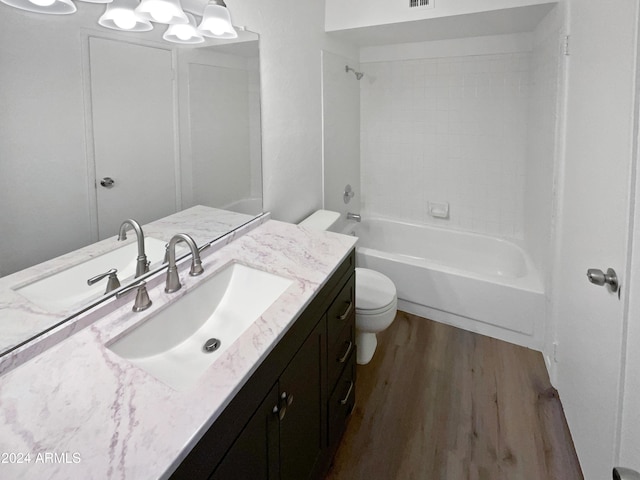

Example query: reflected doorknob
[586,267,619,292]
[613,467,640,480]
[100,177,115,188]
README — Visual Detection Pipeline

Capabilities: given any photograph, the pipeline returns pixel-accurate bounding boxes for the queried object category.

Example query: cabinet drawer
[328,322,354,392]
[328,351,356,447]
[327,274,355,350]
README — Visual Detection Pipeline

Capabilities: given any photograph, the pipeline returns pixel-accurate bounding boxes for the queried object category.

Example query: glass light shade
[99,0,153,31]
[198,2,237,39]
[163,13,204,44]
[1,0,76,14]
[136,0,187,25]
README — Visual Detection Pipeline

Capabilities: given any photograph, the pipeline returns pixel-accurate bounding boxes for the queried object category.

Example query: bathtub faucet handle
[344,184,355,204]
[347,212,361,222]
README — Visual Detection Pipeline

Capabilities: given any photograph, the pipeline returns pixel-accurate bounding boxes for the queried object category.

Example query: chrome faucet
[165,233,204,293]
[347,212,362,222]
[117,219,149,278]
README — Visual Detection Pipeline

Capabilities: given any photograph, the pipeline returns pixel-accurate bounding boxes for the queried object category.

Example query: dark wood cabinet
[325,274,356,456]
[279,319,325,480]
[209,384,279,480]
[171,250,355,480]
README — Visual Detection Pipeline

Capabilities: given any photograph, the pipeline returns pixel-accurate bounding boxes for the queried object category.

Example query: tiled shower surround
[360,53,531,239]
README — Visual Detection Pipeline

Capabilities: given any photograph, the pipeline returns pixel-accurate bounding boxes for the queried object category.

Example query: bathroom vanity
[0,213,357,479]
[173,250,356,479]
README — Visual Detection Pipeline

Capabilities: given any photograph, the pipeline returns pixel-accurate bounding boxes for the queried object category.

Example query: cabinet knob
[275,392,294,420]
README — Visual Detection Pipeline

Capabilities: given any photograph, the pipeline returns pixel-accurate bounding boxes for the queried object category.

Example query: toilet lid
[356,268,397,311]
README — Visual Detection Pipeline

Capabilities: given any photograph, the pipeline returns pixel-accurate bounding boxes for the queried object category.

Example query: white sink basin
[107,262,293,391]
[14,237,176,312]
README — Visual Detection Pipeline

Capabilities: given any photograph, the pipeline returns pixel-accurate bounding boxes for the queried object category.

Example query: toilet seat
[357,298,397,316]
[355,267,397,314]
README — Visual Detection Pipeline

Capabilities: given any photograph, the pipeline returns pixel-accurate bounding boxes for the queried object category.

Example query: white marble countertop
[0,218,357,479]
[0,206,258,359]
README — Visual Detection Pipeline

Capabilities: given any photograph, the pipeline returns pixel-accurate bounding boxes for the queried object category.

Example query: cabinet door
[279,319,326,480]
[210,384,279,480]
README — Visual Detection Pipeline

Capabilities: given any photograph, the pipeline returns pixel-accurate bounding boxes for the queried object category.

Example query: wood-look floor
[325,311,583,480]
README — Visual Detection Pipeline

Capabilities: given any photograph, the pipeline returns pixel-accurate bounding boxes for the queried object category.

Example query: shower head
[345,65,364,80]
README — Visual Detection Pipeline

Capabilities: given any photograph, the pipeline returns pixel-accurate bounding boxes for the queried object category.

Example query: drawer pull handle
[338,341,353,363]
[340,380,354,405]
[338,301,354,320]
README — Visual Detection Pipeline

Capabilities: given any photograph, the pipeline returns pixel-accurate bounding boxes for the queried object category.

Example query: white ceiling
[326,3,557,47]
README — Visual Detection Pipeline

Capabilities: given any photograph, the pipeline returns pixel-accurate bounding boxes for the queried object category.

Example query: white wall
[248,56,262,201]
[322,51,361,216]
[0,7,96,276]
[524,6,564,279]
[359,36,531,239]
[326,0,555,32]
[228,0,358,223]
[177,47,259,211]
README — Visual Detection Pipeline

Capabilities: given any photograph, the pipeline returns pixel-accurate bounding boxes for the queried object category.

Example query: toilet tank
[299,210,341,231]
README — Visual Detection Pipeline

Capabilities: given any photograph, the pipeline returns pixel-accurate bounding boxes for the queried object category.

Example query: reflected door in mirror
[89,37,178,239]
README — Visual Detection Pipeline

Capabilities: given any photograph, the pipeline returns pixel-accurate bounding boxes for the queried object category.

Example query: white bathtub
[340,217,545,348]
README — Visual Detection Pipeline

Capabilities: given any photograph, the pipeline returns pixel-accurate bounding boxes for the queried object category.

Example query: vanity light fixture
[136,0,188,25]
[163,12,204,43]
[0,0,76,15]
[99,0,153,31]
[198,0,237,39]
[1,0,237,43]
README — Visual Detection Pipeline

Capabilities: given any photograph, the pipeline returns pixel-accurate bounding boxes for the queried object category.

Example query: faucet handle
[163,243,170,264]
[116,281,152,312]
[87,269,121,295]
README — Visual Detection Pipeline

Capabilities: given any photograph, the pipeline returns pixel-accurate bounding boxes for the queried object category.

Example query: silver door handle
[613,467,640,480]
[586,267,619,292]
[100,177,115,188]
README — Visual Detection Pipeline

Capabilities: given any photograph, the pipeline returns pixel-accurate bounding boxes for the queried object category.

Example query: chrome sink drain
[203,338,221,353]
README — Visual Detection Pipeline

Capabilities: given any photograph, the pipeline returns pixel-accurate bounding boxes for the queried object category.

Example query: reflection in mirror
[0,4,262,356]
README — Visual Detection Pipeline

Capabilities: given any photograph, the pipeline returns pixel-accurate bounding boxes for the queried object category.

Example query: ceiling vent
[410,0,432,7]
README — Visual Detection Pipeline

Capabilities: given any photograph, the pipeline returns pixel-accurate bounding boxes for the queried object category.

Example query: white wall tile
[361,52,531,239]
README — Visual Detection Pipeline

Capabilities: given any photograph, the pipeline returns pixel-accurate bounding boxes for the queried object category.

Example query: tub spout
[347,212,361,222]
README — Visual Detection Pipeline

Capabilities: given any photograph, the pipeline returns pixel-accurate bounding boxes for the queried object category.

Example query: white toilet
[299,210,397,365]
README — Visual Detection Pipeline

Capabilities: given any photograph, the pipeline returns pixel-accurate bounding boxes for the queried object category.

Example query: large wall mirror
[0,5,263,356]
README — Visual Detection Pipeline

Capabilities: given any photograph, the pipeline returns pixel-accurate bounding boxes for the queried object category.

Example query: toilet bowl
[355,267,397,365]
[299,210,398,365]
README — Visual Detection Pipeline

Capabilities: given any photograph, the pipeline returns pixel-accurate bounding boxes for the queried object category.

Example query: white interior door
[89,37,178,239]
[618,112,640,473]
[551,1,638,478]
